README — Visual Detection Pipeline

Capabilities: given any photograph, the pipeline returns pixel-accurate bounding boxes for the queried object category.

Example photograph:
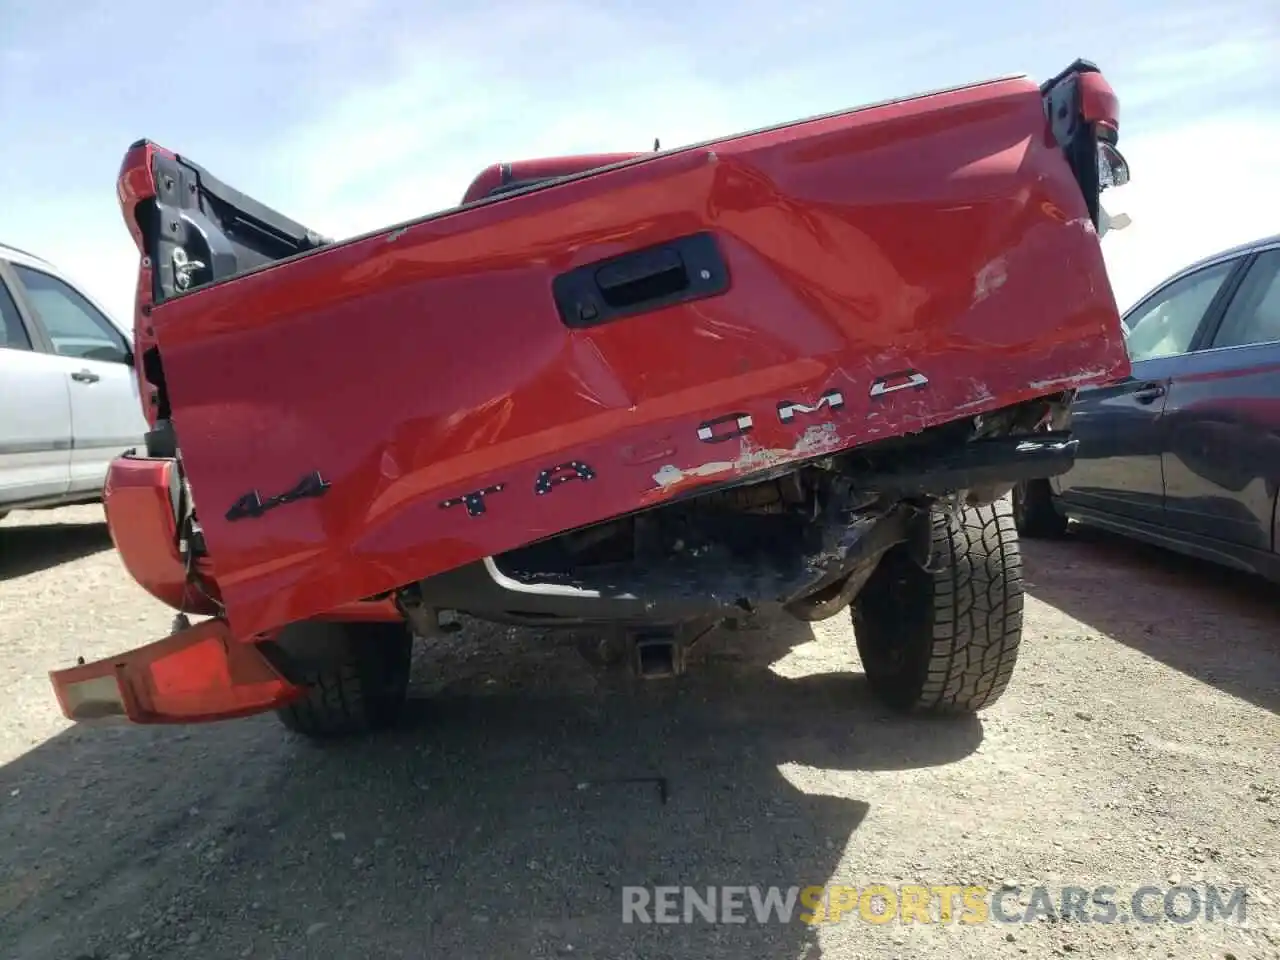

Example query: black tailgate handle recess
[553,232,729,329]
[596,247,683,302]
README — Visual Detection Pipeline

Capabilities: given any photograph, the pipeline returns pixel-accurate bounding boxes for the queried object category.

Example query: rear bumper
[103,454,221,615]
[57,455,404,724]
[103,452,403,621]
[413,432,1078,627]
[414,556,757,627]
[49,618,303,724]
[59,432,1078,724]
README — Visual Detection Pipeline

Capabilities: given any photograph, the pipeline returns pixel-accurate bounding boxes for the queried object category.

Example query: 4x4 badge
[226,470,330,522]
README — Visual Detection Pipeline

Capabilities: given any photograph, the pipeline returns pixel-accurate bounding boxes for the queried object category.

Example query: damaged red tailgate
[138,68,1129,639]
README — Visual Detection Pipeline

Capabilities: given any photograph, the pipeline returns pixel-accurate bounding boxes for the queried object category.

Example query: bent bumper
[59,456,404,725]
[412,430,1078,627]
[103,452,403,621]
[49,618,303,724]
[103,454,221,615]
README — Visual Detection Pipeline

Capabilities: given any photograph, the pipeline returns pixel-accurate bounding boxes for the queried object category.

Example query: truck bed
[121,65,1129,639]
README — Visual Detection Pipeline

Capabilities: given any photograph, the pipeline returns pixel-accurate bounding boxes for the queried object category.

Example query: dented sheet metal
[146,74,1130,638]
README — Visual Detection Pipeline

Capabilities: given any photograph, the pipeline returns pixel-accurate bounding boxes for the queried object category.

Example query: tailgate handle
[594,248,686,306]
[553,232,730,329]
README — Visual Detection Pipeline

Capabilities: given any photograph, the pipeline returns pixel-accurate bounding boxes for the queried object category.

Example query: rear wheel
[852,499,1023,715]
[272,620,413,739]
[1011,479,1068,538]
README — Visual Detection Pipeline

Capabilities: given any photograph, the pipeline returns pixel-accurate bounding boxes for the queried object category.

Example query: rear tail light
[50,619,302,724]
[1095,139,1131,239]
[1041,62,1128,234]
[1097,141,1130,190]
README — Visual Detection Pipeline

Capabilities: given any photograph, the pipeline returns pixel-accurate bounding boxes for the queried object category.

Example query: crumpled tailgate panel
[150,75,1129,638]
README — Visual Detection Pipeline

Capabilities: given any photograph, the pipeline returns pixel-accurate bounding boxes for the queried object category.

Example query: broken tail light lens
[1097,141,1130,190]
[50,619,303,724]
[1096,138,1132,239]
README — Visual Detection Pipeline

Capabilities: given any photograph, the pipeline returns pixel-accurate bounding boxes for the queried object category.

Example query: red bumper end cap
[50,618,303,725]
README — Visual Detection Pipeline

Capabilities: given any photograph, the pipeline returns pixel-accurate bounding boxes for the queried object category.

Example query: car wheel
[1011,479,1069,538]
[852,499,1023,715]
[272,619,413,739]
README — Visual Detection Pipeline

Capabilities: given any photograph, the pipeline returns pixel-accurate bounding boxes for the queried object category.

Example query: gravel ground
[1,504,1277,960]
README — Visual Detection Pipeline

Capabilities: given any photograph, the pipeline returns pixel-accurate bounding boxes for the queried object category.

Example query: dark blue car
[1013,233,1280,584]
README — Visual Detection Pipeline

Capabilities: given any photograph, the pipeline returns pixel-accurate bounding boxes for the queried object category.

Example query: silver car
[0,243,148,522]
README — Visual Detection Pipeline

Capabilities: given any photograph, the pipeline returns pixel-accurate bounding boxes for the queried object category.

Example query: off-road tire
[272,620,413,739]
[852,499,1023,715]
[1011,478,1068,538]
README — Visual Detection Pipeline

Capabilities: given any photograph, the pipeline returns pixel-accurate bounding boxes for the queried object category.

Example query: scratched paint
[972,257,1008,303]
[652,423,845,491]
[1028,367,1116,391]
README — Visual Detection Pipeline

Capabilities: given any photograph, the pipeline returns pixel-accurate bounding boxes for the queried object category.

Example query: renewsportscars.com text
[621,884,1249,926]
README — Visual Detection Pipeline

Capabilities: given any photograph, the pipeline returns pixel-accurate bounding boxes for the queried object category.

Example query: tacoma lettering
[868,370,929,397]
[535,461,596,495]
[439,383,856,518]
[443,460,600,517]
[439,483,507,518]
[777,389,845,423]
[696,412,754,444]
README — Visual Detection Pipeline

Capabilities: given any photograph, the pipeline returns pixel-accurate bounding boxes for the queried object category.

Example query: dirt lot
[1,504,1277,960]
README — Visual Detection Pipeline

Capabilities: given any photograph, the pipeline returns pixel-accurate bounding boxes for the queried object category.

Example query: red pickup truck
[52,59,1130,739]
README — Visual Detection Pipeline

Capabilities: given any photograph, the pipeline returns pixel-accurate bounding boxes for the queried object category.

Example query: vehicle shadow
[0,614,984,960]
[0,515,113,583]
[1020,524,1280,714]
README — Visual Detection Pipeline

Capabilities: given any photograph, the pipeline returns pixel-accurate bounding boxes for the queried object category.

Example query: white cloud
[2,0,1275,331]
[261,5,954,240]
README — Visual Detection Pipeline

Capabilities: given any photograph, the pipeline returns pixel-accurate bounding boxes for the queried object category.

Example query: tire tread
[275,622,411,739]
[854,498,1024,715]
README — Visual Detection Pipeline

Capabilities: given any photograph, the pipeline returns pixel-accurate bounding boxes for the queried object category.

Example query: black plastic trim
[412,505,914,628]
[413,558,750,626]
[172,153,329,250]
[855,432,1079,497]
[146,151,331,305]
[553,231,729,329]
[144,419,178,458]
[484,176,552,199]
[1038,58,1099,96]
[1040,59,1109,228]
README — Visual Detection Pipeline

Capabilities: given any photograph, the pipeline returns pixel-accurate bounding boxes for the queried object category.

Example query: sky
[2,0,1277,323]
